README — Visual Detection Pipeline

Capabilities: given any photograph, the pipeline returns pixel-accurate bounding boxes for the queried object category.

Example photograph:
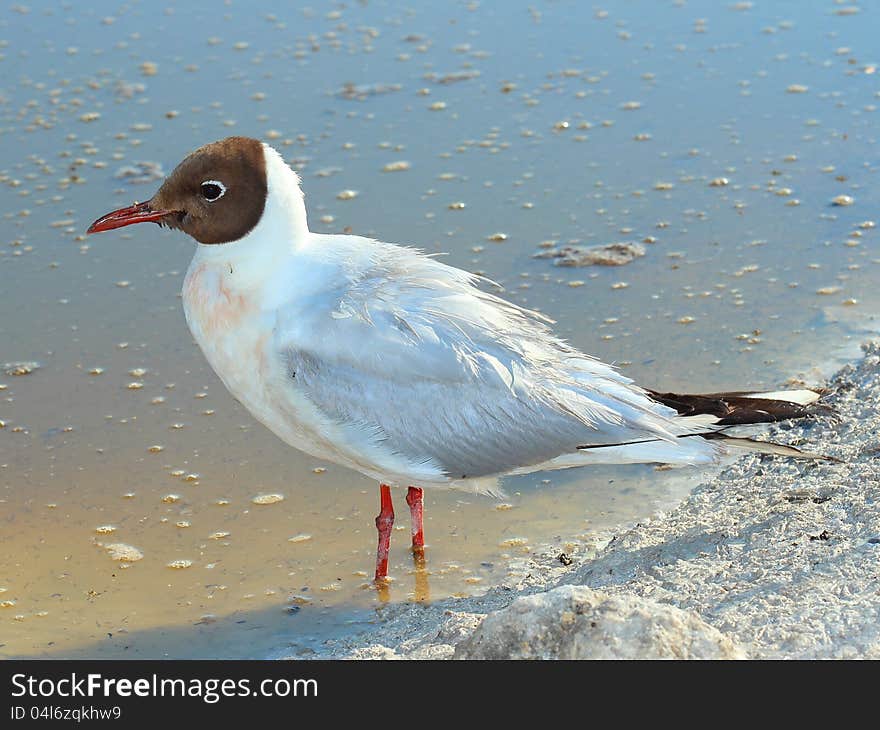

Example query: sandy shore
[286,343,880,659]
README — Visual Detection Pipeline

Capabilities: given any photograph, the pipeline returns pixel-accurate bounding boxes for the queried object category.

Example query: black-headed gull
[88,137,828,581]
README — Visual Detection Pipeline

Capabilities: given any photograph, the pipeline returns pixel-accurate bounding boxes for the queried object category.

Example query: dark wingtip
[647,389,833,426]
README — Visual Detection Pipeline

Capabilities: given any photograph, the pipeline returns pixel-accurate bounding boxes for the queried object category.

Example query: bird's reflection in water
[410,547,431,603]
[374,547,431,604]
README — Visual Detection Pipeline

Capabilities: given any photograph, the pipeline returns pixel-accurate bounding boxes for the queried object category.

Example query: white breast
[182,260,267,399]
[181,255,391,478]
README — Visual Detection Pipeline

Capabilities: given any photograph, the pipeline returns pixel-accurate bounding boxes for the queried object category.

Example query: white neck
[189,143,310,289]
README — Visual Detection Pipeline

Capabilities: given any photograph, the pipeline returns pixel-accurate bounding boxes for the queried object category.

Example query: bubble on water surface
[104,543,144,562]
[382,160,411,172]
[252,493,285,505]
[4,362,40,376]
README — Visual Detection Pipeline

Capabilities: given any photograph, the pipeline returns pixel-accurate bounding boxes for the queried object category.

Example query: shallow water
[1,0,878,658]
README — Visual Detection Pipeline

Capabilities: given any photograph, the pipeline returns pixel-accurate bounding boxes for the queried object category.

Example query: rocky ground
[291,343,880,659]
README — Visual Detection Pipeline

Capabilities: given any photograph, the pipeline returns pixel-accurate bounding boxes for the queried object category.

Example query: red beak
[87,202,179,234]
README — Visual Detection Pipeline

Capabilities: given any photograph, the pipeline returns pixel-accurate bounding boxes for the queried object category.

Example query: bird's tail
[647,387,835,460]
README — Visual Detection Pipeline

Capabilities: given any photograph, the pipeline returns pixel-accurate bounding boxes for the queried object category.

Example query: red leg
[374,484,394,582]
[406,486,425,550]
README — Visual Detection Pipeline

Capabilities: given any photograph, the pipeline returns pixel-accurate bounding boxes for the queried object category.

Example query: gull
[88,137,828,582]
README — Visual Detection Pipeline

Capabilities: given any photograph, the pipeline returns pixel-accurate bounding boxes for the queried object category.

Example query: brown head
[87,137,268,244]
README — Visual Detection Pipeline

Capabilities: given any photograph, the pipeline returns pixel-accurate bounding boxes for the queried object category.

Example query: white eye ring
[200,180,226,202]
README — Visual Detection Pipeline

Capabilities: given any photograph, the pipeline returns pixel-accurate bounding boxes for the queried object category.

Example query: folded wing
[274,239,705,482]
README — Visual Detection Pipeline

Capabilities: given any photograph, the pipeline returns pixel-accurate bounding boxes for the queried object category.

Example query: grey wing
[277,243,683,481]
[286,348,617,480]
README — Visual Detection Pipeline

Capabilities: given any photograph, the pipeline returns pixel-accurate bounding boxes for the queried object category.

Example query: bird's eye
[200,180,226,202]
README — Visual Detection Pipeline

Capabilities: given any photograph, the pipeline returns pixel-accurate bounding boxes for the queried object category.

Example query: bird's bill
[87,202,178,234]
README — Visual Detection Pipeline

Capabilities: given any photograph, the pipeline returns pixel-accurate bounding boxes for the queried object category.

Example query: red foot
[406,486,425,550]
[374,484,394,582]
